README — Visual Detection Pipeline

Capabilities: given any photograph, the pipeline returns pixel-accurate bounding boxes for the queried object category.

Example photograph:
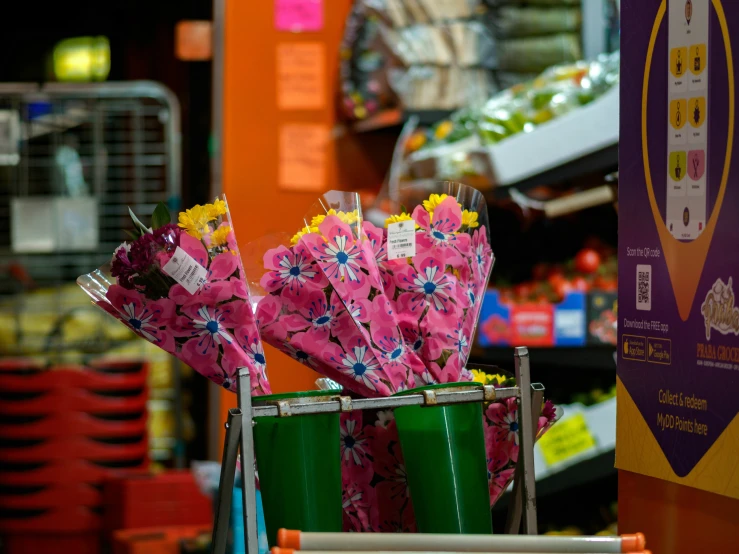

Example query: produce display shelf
[470,347,616,372]
[479,85,619,187]
[485,144,618,201]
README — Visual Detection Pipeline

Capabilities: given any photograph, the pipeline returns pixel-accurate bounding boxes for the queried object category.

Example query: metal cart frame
[211,346,541,554]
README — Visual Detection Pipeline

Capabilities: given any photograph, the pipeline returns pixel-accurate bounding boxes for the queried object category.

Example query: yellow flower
[310,213,328,227]
[461,210,479,228]
[290,225,319,245]
[384,212,417,228]
[206,198,227,219]
[423,194,462,222]
[312,209,360,227]
[209,225,231,247]
[470,369,508,386]
[178,205,212,240]
[423,193,451,212]
[311,209,339,227]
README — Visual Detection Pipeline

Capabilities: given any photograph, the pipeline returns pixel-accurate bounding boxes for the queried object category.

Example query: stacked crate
[0,358,149,554]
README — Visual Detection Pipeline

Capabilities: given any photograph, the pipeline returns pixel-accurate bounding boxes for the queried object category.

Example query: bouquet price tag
[537,412,597,466]
[387,219,416,260]
[163,246,208,294]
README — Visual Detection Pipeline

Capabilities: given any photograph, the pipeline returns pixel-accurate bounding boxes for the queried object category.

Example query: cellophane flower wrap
[246,191,430,397]
[375,182,494,384]
[471,368,559,506]
[310,381,415,532]
[77,197,272,395]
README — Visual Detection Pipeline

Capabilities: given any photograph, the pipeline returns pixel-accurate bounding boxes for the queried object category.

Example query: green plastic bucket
[252,390,342,546]
[394,382,492,534]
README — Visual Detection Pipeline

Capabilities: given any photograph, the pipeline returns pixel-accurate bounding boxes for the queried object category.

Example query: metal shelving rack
[0,81,187,466]
[211,347,542,554]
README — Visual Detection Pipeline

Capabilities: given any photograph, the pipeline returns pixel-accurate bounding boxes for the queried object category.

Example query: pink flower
[342,481,377,532]
[366,419,416,533]
[234,326,267,375]
[486,398,520,445]
[255,295,288,343]
[341,412,373,474]
[284,331,322,370]
[398,320,443,362]
[490,468,515,505]
[327,336,388,396]
[411,196,470,266]
[304,216,365,285]
[272,290,345,341]
[542,399,556,422]
[368,324,422,386]
[441,317,475,375]
[172,300,242,365]
[106,286,175,352]
[395,257,458,317]
[485,422,513,473]
[260,243,327,302]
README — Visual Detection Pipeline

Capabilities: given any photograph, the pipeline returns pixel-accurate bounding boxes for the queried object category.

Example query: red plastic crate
[2,532,102,554]
[0,504,102,532]
[104,471,212,532]
[0,358,45,374]
[0,366,147,393]
[0,482,101,508]
[0,386,147,415]
[0,458,148,486]
[0,409,147,439]
[0,435,148,463]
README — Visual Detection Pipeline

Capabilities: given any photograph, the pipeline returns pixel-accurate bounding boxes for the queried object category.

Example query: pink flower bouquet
[372,182,495,384]
[246,191,429,397]
[77,198,272,395]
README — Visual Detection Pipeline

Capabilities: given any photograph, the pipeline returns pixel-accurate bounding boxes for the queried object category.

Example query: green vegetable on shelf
[404,51,620,155]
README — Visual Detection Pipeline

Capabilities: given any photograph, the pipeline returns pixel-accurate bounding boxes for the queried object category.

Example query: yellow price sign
[538,412,597,466]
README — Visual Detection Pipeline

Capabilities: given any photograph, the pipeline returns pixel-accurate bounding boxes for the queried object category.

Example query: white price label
[162,246,207,294]
[386,219,416,260]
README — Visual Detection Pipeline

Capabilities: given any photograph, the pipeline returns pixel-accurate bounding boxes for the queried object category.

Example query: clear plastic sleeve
[373,181,494,384]
[245,191,430,397]
[77,196,272,395]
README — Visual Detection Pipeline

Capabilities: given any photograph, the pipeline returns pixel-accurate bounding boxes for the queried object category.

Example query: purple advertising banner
[618,0,739,498]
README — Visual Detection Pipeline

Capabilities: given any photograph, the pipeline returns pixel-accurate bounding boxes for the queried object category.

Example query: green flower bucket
[252,390,342,546]
[394,382,492,534]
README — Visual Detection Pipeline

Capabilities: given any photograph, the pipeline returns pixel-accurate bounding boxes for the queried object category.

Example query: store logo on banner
[700,277,739,340]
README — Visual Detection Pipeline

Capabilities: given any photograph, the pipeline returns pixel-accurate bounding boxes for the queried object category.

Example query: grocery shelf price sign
[538,413,597,467]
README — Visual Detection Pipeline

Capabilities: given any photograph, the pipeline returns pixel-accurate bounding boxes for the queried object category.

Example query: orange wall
[219,1,353,423]
[619,470,739,553]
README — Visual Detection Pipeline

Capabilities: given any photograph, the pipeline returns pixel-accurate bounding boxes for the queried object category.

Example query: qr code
[636,264,651,311]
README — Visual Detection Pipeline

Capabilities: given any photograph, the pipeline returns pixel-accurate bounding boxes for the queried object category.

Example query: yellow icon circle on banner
[670,98,687,129]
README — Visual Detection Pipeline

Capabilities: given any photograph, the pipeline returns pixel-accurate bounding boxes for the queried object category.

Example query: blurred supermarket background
[0,0,621,552]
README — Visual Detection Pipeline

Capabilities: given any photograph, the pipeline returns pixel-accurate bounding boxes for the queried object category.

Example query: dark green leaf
[400,204,408,214]
[151,201,171,229]
[128,207,149,235]
[124,229,139,241]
